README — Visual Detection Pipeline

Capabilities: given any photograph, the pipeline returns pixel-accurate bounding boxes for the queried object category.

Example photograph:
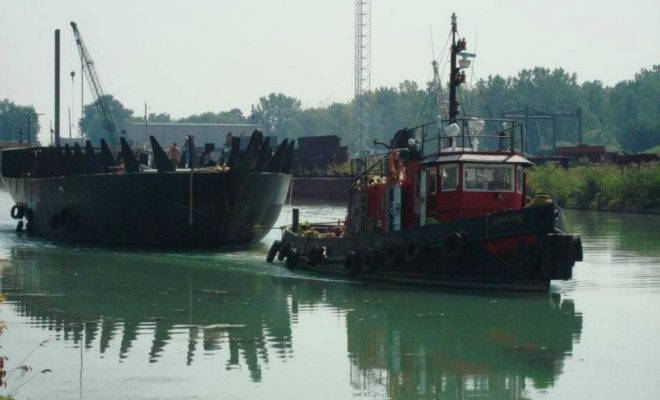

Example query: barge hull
[4,171,290,246]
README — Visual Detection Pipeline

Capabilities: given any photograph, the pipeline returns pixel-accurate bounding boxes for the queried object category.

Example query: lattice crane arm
[70,21,123,150]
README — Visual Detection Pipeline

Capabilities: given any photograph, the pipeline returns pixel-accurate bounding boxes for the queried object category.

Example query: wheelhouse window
[427,167,437,195]
[441,164,458,192]
[517,165,524,193]
[463,164,513,192]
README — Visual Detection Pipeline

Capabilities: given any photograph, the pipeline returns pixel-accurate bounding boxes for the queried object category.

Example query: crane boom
[70,21,123,150]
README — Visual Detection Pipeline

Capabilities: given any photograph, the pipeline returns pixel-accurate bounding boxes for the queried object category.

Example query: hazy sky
[1,0,658,143]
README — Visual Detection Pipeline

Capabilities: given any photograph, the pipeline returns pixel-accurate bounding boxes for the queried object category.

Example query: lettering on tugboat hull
[491,214,525,228]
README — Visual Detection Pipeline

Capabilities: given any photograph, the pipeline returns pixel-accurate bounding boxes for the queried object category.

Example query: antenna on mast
[449,13,472,123]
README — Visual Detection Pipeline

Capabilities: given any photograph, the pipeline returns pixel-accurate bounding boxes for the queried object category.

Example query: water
[0,190,659,400]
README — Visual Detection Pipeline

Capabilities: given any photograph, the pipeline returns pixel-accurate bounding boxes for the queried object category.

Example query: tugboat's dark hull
[269,204,582,291]
[4,171,290,246]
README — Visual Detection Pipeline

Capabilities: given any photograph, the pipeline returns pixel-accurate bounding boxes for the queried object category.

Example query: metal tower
[354,0,371,153]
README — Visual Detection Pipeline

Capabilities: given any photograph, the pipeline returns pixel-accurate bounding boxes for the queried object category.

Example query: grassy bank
[527,162,660,213]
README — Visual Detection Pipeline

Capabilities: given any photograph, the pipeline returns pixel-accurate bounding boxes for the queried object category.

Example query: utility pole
[54,28,61,146]
[354,0,371,154]
[68,107,72,140]
[70,70,75,139]
[80,57,84,137]
[144,102,148,143]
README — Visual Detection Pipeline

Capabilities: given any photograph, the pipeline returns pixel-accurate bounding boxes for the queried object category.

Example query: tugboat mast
[448,13,466,123]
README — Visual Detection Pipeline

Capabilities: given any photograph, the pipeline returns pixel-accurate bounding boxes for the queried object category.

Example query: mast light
[458,59,471,69]
[468,118,485,134]
[458,52,476,69]
[445,123,460,137]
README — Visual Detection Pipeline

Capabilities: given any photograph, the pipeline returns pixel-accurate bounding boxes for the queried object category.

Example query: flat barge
[1,131,293,246]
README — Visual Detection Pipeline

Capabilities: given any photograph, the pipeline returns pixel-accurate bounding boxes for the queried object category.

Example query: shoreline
[527,162,659,217]
[561,205,660,215]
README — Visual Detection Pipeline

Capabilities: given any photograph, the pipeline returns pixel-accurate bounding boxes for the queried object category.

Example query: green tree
[250,93,303,137]
[294,102,353,145]
[510,68,582,149]
[325,102,353,138]
[510,67,581,110]
[81,95,134,145]
[468,68,592,152]
[298,107,326,137]
[219,108,247,123]
[610,65,660,152]
[356,81,431,146]
[396,80,430,125]
[177,108,247,124]
[148,112,172,123]
[0,99,41,145]
[367,86,398,142]
[474,75,514,118]
[580,80,616,146]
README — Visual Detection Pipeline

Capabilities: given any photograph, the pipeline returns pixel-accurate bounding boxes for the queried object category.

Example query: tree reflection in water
[1,246,581,399]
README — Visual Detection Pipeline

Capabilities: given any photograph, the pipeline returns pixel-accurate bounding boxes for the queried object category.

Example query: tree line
[0,100,41,145]
[2,64,658,153]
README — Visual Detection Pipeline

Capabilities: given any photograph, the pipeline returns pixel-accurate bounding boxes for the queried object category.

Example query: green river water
[0,190,658,400]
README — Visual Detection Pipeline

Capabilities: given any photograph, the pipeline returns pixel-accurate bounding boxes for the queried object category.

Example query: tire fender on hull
[10,205,25,220]
[404,240,422,264]
[383,242,404,268]
[285,248,300,269]
[306,246,324,267]
[345,251,361,277]
[441,232,464,259]
[362,248,382,274]
[267,240,281,263]
[66,217,80,232]
[277,242,292,261]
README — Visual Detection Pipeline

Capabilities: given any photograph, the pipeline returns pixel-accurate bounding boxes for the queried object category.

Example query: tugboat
[1,132,294,246]
[266,14,582,291]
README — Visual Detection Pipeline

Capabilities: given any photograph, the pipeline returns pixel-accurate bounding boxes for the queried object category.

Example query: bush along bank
[527,162,660,213]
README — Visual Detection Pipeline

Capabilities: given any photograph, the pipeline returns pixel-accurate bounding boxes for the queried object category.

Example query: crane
[70,21,124,150]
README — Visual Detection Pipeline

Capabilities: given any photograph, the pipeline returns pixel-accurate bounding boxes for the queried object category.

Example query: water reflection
[1,246,582,399]
[340,290,581,399]
[2,246,294,382]
[564,209,660,255]
[561,209,660,293]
